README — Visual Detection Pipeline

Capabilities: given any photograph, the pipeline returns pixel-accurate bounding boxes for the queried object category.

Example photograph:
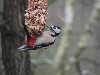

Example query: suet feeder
[24,0,48,35]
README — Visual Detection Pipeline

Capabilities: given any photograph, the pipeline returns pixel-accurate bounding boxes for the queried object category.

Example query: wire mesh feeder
[24,0,48,35]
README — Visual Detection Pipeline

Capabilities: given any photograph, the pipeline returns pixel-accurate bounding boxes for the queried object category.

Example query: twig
[75,61,82,75]
[79,57,100,67]
[75,57,100,75]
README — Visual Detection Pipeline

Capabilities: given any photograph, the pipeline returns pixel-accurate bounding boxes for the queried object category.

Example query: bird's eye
[53,26,56,29]
[57,27,60,29]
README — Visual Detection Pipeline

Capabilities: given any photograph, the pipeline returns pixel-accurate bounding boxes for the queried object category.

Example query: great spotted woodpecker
[18,23,61,50]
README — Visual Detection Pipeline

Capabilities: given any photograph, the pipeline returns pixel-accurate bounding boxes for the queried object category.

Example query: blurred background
[0,0,100,75]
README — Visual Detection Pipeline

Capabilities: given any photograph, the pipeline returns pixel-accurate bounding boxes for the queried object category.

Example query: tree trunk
[1,0,32,75]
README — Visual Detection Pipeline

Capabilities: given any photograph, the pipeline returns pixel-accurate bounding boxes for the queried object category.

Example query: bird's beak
[18,44,31,51]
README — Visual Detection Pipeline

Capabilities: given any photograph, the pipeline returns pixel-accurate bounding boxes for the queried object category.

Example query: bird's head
[50,25,61,37]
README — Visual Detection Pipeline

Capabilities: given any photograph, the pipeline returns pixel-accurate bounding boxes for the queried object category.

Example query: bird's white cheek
[54,29,61,33]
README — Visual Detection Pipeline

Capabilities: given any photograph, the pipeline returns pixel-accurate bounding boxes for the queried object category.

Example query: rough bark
[1,0,32,75]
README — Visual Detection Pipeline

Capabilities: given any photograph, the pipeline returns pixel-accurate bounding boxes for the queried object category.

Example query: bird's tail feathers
[18,44,31,51]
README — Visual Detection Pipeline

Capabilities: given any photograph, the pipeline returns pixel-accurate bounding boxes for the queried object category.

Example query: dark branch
[75,61,82,75]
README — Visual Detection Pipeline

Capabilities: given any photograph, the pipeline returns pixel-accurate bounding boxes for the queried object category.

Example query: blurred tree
[0,0,32,75]
[48,0,57,4]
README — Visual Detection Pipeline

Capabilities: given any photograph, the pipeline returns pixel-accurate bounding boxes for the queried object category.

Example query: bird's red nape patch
[25,34,38,48]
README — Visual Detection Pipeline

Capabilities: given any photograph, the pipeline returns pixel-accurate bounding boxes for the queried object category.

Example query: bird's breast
[35,31,56,45]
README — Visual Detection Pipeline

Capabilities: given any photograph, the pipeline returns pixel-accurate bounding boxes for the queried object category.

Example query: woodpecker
[18,23,61,51]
